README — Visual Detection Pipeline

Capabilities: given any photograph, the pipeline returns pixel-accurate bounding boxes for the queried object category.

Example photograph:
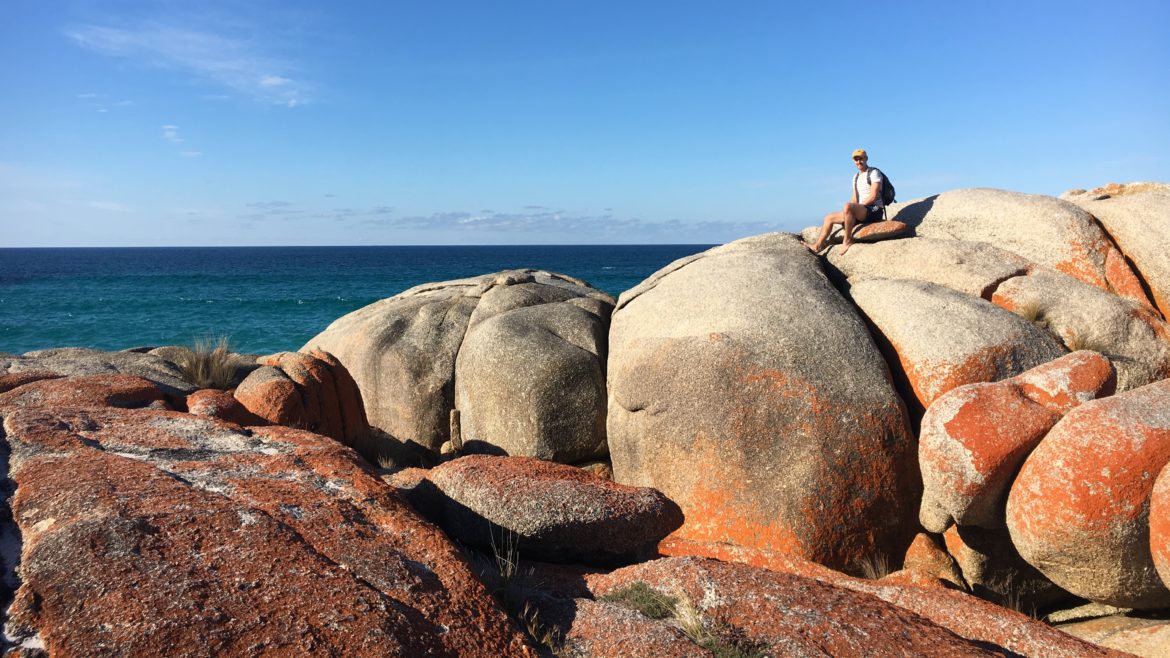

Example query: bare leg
[838,203,867,255]
[808,211,844,253]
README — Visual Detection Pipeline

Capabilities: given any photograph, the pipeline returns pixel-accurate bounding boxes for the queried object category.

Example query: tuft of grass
[673,594,764,658]
[517,602,565,657]
[1000,582,1039,619]
[173,336,237,390]
[599,581,678,620]
[1010,299,1048,329]
[856,552,891,580]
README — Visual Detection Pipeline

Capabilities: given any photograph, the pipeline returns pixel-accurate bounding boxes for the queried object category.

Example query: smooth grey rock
[305,270,614,457]
[607,232,917,572]
[456,301,609,463]
[846,278,1066,416]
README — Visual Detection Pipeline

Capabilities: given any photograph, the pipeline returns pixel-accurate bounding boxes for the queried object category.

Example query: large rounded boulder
[1006,378,1170,608]
[891,188,1150,306]
[304,270,614,461]
[1063,183,1170,318]
[606,232,917,572]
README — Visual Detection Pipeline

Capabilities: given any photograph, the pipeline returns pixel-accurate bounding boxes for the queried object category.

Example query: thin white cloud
[181,151,203,158]
[66,23,309,107]
[162,125,183,143]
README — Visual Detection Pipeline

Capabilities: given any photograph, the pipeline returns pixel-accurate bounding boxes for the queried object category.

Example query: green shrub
[173,336,237,390]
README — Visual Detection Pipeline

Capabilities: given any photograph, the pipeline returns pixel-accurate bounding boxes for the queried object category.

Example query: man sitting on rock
[807,148,886,255]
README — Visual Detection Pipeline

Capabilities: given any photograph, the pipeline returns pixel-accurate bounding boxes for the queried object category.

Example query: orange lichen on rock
[0,373,165,411]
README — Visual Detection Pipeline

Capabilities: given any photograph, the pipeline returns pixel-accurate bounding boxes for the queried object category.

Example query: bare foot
[805,241,822,254]
[839,241,853,255]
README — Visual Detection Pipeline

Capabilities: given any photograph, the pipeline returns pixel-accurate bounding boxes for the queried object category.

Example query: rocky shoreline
[2,182,1169,656]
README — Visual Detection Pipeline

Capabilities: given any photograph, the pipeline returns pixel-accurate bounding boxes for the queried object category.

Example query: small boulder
[943,525,1075,612]
[186,388,265,426]
[902,533,967,591]
[417,455,683,564]
[234,351,372,457]
[1007,378,1170,608]
[800,219,910,245]
[918,351,1115,532]
[1147,462,1170,591]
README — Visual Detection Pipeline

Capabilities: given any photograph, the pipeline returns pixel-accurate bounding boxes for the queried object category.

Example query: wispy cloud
[76,92,134,113]
[181,151,203,158]
[66,23,309,107]
[161,124,183,143]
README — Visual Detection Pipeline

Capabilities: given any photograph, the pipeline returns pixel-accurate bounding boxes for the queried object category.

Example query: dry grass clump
[173,336,236,390]
[599,581,678,619]
[856,552,892,580]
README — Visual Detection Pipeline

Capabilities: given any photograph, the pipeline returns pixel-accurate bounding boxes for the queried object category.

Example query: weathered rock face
[824,236,1031,299]
[902,532,967,591]
[1,405,534,656]
[655,541,1122,657]
[1059,614,1170,658]
[0,373,166,412]
[1146,462,1170,593]
[587,557,1010,657]
[991,268,1170,391]
[304,270,614,461]
[526,594,706,658]
[890,188,1150,306]
[415,455,682,564]
[1007,378,1170,608]
[455,292,610,463]
[233,350,372,458]
[846,278,1067,417]
[0,347,197,397]
[1063,183,1170,319]
[918,351,1115,533]
[943,525,1075,612]
[607,233,918,572]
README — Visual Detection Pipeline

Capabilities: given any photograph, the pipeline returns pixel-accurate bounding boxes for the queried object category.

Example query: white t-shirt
[854,168,885,208]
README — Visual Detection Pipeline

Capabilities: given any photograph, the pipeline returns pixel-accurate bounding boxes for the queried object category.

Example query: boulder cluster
[2,182,1169,656]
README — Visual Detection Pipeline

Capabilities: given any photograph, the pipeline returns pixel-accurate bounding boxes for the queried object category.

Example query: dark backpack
[855,168,896,206]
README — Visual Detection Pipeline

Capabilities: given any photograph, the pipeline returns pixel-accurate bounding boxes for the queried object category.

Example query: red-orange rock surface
[0,371,60,394]
[1147,462,1170,592]
[185,388,265,426]
[902,532,967,590]
[0,373,165,411]
[918,351,1115,533]
[2,406,534,656]
[657,537,1115,657]
[419,455,683,564]
[527,594,707,658]
[234,350,372,456]
[1007,378,1170,608]
[587,557,1015,657]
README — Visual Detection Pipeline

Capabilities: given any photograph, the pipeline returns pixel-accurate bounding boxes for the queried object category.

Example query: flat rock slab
[1,406,533,656]
[0,348,197,397]
[823,236,1031,299]
[890,188,1149,306]
[1007,378,1170,609]
[0,373,167,412]
[417,455,683,565]
[800,219,911,246]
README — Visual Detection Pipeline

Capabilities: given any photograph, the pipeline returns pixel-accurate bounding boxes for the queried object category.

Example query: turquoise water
[0,245,712,355]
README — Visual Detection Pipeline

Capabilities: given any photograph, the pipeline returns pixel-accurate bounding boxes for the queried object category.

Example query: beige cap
[852,149,868,159]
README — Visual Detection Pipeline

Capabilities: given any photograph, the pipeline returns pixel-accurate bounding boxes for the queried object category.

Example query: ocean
[0,245,713,355]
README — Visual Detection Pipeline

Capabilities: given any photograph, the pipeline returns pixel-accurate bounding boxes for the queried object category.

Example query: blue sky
[2,1,1167,246]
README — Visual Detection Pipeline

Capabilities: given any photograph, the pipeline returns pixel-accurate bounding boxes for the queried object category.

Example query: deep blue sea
[0,245,712,355]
